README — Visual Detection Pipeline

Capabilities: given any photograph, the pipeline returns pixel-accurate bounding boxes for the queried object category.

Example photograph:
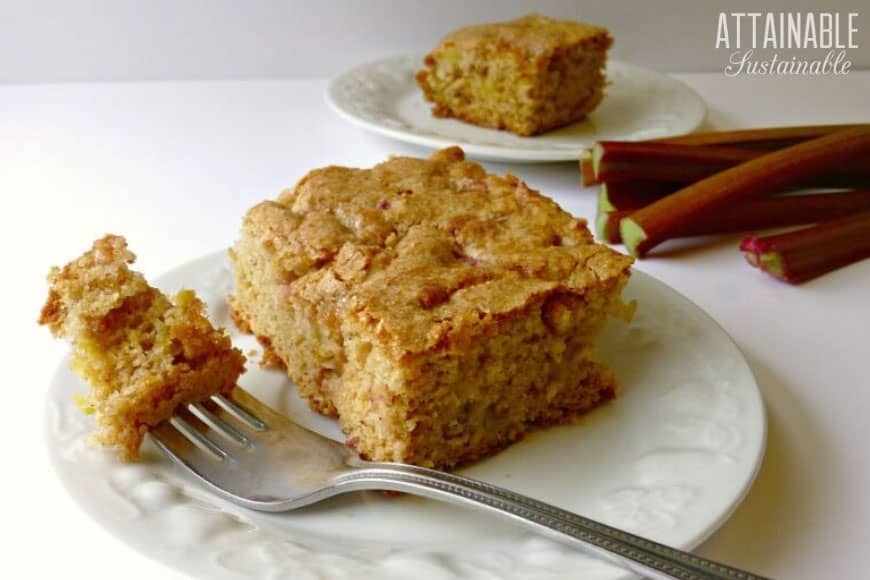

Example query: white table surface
[3,71,869,580]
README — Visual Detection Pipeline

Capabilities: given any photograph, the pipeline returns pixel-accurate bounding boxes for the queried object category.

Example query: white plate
[46,251,765,580]
[325,55,706,163]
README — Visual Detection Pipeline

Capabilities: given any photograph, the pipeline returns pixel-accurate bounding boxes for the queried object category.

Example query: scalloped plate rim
[44,251,766,580]
[325,54,707,162]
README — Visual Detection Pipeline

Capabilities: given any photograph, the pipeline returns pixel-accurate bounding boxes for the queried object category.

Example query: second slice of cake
[230,147,633,469]
[416,14,613,136]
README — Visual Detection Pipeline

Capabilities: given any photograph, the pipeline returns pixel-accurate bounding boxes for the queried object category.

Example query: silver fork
[152,387,768,580]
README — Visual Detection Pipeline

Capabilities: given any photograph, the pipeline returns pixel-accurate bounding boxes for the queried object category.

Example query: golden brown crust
[264,148,630,356]
[40,235,246,460]
[230,148,632,468]
[434,13,610,57]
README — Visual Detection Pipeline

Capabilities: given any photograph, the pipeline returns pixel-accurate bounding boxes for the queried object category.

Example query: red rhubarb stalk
[581,124,866,186]
[592,140,870,186]
[596,211,624,244]
[653,124,864,149]
[619,126,870,257]
[598,181,679,211]
[592,142,755,182]
[596,189,870,244]
[740,211,870,283]
[580,150,597,186]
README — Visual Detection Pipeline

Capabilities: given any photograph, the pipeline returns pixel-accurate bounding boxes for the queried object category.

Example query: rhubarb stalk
[580,124,866,186]
[580,150,597,186]
[619,126,870,257]
[591,140,870,186]
[593,142,756,182]
[596,189,870,244]
[653,124,864,148]
[598,181,679,211]
[740,211,870,283]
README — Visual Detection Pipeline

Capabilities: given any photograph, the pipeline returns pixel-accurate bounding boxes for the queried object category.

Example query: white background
[1,0,867,84]
[3,1,870,580]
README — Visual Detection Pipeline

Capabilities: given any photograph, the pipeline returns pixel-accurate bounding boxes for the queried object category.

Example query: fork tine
[188,402,253,447]
[150,416,225,465]
[211,393,268,430]
[152,387,360,512]
[167,415,228,461]
[150,420,193,457]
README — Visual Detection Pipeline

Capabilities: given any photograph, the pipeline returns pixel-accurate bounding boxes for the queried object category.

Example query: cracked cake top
[432,14,611,58]
[240,147,632,356]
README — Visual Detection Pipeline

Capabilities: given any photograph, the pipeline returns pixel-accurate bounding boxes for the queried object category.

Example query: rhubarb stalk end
[595,212,619,244]
[620,218,648,257]
[598,184,617,212]
[592,143,605,180]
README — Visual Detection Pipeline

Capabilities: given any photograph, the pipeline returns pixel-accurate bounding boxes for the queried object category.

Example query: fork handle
[335,464,769,580]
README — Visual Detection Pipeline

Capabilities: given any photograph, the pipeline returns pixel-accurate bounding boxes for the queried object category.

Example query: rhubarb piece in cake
[416,14,612,136]
[230,147,633,469]
[39,235,246,460]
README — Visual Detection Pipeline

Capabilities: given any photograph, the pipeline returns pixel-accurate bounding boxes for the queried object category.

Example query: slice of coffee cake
[416,14,612,136]
[230,147,633,469]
